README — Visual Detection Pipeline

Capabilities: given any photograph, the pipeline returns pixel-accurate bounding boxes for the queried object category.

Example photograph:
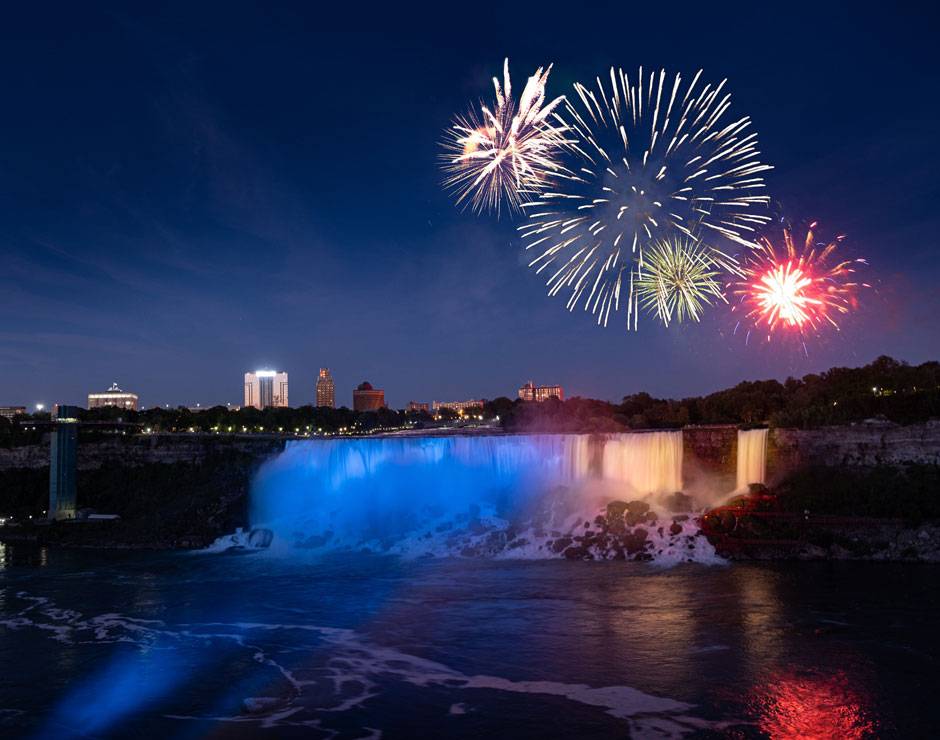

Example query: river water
[0,544,936,738]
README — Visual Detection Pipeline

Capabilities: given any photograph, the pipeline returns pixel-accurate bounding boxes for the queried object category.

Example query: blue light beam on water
[35,649,184,739]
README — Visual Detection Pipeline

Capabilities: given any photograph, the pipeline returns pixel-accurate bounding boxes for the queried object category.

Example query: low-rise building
[432,399,486,412]
[88,383,139,411]
[353,382,385,412]
[0,406,26,420]
[406,401,430,413]
[518,381,563,403]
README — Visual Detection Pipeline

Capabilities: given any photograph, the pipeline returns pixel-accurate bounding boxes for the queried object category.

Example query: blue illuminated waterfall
[249,432,685,555]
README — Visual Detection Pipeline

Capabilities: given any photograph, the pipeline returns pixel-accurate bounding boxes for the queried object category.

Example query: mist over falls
[244,432,735,562]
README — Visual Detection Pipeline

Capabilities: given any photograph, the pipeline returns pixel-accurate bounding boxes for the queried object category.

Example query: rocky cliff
[0,435,287,549]
[768,420,940,475]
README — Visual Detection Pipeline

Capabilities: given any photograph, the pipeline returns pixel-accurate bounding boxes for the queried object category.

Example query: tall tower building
[316,368,335,408]
[244,370,289,409]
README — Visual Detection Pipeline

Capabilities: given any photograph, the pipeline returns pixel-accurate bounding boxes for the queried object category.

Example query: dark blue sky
[2,3,938,409]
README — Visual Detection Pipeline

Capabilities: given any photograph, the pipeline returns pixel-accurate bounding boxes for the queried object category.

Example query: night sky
[2,4,938,409]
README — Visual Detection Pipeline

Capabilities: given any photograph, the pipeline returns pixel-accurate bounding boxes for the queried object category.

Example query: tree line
[493,356,940,432]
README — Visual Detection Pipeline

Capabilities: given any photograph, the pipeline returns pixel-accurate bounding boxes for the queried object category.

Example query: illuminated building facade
[518,381,564,402]
[87,382,139,411]
[316,368,335,408]
[407,401,429,413]
[432,399,486,412]
[0,406,26,419]
[353,381,385,411]
[244,370,289,409]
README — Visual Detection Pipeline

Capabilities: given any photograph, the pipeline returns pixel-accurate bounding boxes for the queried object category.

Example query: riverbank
[0,448,271,549]
[5,494,939,563]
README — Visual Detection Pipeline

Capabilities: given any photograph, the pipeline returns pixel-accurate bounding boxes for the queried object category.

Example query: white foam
[6,591,725,737]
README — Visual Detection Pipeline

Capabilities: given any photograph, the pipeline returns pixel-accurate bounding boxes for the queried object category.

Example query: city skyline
[5,351,934,411]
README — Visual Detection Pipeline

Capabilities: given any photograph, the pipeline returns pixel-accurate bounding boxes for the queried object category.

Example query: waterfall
[238,430,716,562]
[249,435,594,550]
[736,428,768,490]
[601,431,684,494]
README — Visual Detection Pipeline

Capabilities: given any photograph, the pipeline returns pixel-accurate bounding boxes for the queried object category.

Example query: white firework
[521,67,772,329]
[441,59,568,216]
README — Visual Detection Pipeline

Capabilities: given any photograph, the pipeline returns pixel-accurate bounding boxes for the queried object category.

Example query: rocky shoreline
[716,520,940,562]
[4,493,940,562]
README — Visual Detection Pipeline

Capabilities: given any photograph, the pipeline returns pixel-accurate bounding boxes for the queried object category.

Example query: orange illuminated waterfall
[601,431,683,494]
[736,429,769,490]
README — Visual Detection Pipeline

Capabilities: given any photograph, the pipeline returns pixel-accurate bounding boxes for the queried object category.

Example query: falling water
[601,431,683,494]
[736,428,769,491]
[239,431,712,561]
[249,435,593,551]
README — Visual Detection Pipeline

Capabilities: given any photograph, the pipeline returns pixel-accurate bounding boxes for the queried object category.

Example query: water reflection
[750,669,878,738]
[0,541,49,570]
[732,565,786,673]
[0,550,929,737]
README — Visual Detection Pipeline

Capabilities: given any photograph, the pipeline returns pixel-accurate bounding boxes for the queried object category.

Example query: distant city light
[254,370,277,377]
[35,403,45,411]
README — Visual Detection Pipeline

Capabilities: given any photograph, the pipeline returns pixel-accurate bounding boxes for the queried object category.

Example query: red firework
[731,223,867,341]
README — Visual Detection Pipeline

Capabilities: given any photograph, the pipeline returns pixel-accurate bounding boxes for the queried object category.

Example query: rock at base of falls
[548,498,712,563]
[248,528,274,548]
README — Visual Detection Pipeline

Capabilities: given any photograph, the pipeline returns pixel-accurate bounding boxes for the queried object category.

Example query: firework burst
[441,59,567,216]
[635,237,726,326]
[731,223,868,343]
[521,67,772,329]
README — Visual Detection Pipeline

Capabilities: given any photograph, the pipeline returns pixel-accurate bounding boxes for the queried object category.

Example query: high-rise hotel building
[244,370,289,409]
[316,368,335,408]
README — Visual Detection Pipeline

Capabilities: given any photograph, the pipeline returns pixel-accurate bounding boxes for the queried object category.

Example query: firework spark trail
[520,67,772,329]
[635,237,726,326]
[441,59,568,216]
[731,222,868,344]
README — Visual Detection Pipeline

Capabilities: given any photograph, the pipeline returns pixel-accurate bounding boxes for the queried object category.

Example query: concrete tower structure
[49,405,81,520]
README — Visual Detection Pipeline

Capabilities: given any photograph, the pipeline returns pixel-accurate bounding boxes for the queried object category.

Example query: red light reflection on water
[750,670,878,739]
